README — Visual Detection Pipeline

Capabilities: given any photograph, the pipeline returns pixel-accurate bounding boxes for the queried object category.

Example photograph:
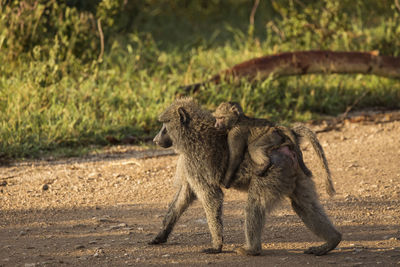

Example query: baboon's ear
[230,105,240,116]
[178,107,190,125]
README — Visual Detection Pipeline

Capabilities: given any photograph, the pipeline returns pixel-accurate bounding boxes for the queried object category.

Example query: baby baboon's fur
[213,102,335,196]
[213,102,298,188]
[150,98,341,256]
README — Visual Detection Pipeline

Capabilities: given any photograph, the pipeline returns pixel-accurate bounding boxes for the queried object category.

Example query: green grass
[1,0,400,160]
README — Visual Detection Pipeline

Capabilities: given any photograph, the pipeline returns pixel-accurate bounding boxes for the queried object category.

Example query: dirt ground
[1,116,400,266]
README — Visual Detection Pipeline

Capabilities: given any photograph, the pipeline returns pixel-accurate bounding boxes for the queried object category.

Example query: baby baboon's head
[213,102,244,130]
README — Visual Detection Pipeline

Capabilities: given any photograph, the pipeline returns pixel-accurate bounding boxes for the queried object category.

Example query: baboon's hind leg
[149,181,196,245]
[238,150,298,256]
[290,177,341,256]
[194,185,224,254]
[237,193,267,256]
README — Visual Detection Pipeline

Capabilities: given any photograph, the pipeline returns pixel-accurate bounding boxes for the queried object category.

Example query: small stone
[93,248,104,257]
[89,241,97,244]
[98,217,114,223]
[195,218,207,224]
[72,224,86,229]
[42,184,49,191]
[19,231,27,236]
[0,181,7,186]
[74,244,85,249]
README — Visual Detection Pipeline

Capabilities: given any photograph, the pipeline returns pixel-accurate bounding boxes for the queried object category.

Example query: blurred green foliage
[0,0,400,159]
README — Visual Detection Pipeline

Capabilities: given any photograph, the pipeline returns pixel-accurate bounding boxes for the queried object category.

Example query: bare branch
[395,0,400,13]
[97,18,104,62]
[249,0,260,26]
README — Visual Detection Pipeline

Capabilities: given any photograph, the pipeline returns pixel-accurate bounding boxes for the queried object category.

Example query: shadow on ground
[1,198,399,266]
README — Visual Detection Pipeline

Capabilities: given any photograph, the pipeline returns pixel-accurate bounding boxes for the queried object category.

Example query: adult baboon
[213,101,335,196]
[150,98,341,256]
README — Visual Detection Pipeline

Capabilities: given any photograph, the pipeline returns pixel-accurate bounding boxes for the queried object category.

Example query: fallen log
[181,51,400,93]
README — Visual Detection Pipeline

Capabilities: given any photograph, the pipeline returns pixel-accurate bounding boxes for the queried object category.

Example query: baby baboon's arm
[223,130,247,188]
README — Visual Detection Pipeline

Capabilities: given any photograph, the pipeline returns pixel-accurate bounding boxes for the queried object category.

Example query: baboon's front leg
[290,177,342,256]
[149,181,196,245]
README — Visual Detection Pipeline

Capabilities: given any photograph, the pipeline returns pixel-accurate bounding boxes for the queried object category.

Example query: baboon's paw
[202,248,222,254]
[235,247,261,256]
[304,244,333,256]
[223,184,231,189]
[222,179,231,189]
[148,235,167,245]
[254,164,271,176]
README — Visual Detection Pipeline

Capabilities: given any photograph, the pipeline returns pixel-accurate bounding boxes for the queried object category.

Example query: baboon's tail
[292,124,336,196]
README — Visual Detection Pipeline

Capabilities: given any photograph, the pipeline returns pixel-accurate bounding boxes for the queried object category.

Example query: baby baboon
[213,102,291,188]
[150,98,341,256]
[213,102,335,196]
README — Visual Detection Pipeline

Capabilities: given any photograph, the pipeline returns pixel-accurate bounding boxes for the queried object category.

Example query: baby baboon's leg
[290,176,342,255]
[149,180,196,245]
[194,184,224,253]
[248,142,271,177]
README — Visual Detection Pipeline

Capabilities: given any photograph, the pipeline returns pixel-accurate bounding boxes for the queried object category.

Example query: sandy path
[1,119,400,266]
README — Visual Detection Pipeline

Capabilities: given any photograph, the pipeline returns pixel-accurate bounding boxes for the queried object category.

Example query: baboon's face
[154,106,191,149]
[214,116,232,130]
[153,124,173,148]
[213,103,241,130]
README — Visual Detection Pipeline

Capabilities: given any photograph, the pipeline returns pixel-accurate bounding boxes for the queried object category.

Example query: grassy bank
[1,0,399,159]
